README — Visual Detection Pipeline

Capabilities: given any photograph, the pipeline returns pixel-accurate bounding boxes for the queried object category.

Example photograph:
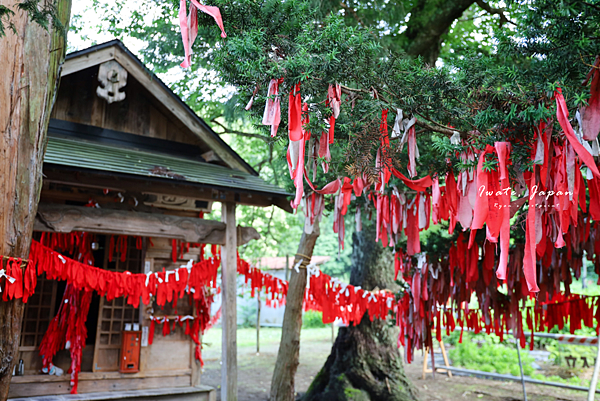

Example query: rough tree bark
[302,222,417,401]
[402,0,476,64]
[0,1,72,399]
[270,219,320,401]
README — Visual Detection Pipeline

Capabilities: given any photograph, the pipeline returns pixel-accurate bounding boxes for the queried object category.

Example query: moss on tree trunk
[0,1,72,399]
[302,222,417,401]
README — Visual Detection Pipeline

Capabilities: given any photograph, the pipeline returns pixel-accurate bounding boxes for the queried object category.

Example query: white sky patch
[68,1,234,105]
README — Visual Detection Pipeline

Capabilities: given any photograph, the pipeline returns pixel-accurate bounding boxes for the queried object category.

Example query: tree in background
[0,1,72,399]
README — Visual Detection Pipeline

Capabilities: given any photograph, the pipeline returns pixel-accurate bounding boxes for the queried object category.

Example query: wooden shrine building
[8,40,289,401]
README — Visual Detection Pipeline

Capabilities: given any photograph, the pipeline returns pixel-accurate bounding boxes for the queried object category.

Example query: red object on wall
[119,331,141,373]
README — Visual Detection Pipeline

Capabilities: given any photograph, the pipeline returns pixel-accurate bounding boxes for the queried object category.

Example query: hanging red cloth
[581,56,600,141]
[523,171,540,293]
[495,142,512,282]
[288,84,302,141]
[288,100,308,208]
[39,284,92,394]
[262,78,283,137]
[179,0,226,68]
[555,88,600,177]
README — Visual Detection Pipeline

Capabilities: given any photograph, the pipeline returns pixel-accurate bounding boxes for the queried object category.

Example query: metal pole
[515,338,528,401]
[588,331,600,401]
[438,366,600,393]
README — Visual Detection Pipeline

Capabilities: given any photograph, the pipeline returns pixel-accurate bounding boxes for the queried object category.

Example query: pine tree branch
[583,2,600,12]
[339,85,468,138]
[339,2,365,27]
[475,0,515,26]
[414,118,464,138]
[211,119,271,143]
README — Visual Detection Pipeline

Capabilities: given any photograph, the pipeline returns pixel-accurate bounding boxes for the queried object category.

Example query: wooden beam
[221,202,237,401]
[34,204,259,246]
[62,46,115,76]
[42,167,293,212]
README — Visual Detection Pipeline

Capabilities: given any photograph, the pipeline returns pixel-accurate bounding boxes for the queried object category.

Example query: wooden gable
[51,66,211,157]
[51,40,253,173]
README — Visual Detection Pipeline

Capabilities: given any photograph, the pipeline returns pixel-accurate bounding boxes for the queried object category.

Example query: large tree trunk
[270,219,320,401]
[0,1,72,399]
[402,0,476,64]
[302,222,418,401]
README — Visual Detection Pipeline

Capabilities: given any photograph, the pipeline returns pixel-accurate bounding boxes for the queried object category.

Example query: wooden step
[9,385,216,401]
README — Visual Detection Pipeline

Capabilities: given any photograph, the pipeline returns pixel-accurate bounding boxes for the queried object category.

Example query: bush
[303,310,326,328]
[448,332,535,376]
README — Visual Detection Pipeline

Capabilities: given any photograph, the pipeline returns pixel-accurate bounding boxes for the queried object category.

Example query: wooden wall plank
[144,338,191,372]
[54,62,213,156]
[148,105,168,139]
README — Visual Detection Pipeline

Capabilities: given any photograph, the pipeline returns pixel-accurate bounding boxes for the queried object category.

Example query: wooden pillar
[221,202,237,401]
[256,290,261,355]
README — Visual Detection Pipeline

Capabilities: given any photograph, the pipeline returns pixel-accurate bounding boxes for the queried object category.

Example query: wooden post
[221,202,237,401]
[587,331,600,401]
[439,340,452,378]
[331,323,334,344]
[257,290,261,355]
[422,346,428,380]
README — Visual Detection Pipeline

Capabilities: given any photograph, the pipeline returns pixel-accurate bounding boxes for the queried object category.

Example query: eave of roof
[44,134,291,198]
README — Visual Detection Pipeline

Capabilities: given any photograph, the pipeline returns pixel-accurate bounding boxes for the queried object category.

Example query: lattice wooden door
[18,274,58,372]
[92,236,143,372]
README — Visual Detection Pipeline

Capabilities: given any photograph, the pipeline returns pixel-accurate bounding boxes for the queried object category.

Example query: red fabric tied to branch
[555,88,600,178]
[495,142,512,282]
[179,0,226,68]
[262,78,283,137]
[581,56,600,141]
[376,109,391,191]
[523,171,540,293]
[288,84,302,141]
[288,100,308,209]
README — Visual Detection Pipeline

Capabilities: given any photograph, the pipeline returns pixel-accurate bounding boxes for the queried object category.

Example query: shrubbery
[303,311,326,328]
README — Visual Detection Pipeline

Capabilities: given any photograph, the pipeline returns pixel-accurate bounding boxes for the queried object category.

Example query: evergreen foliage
[108,0,600,192]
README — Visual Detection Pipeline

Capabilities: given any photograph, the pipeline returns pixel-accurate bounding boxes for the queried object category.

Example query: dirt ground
[200,327,590,401]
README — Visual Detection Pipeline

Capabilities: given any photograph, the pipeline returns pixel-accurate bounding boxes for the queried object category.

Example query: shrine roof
[44,133,290,199]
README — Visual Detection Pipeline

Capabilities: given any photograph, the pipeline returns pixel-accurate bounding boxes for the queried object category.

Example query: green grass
[448,332,536,376]
[446,331,594,388]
